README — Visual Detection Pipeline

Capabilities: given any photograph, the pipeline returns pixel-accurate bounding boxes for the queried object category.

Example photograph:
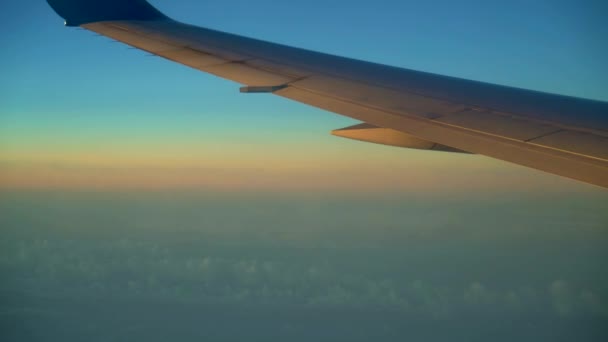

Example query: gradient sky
[1,0,608,193]
[1,2,608,341]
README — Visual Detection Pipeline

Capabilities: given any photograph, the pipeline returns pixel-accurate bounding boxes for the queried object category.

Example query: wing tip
[47,0,170,26]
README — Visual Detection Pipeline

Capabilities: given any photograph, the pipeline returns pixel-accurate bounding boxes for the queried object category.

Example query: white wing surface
[47,0,608,188]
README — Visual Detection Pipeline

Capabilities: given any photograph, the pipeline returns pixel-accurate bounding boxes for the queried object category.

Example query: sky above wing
[1,0,607,192]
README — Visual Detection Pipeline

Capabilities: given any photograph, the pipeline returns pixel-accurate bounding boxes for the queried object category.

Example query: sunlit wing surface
[331,123,470,153]
[47,0,608,188]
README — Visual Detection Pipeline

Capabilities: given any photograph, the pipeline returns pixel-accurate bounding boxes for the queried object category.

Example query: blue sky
[0,0,607,192]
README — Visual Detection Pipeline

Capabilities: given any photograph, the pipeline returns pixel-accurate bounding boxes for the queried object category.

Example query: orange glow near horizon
[0,146,599,194]
[0,113,602,194]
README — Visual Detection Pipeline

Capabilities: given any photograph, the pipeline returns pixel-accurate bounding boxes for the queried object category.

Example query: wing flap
[291,76,467,119]
[435,110,561,142]
[156,47,228,69]
[529,131,608,161]
[247,59,312,79]
[275,86,608,187]
[204,62,295,86]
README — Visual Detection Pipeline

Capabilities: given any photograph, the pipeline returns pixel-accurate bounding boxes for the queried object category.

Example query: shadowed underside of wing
[46,0,608,188]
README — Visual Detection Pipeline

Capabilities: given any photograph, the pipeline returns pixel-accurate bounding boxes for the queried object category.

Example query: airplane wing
[46,0,608,188]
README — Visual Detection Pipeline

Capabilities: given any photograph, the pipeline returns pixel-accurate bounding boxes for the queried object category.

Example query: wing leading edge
[46,0,608,188]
